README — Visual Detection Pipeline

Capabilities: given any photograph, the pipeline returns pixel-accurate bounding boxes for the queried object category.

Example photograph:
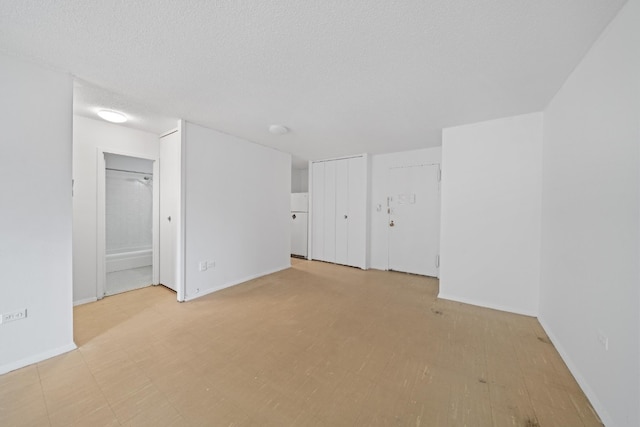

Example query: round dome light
[269,125,289,135]
[97,109,128,123]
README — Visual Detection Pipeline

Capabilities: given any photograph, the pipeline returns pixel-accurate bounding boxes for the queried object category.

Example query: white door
[347,156,366,268]
[291,212,308,257]
[335,159,349,265]
[159,131,180,291]
[311,162,325,260]
[388,164,440,276]
[323,161,337,263]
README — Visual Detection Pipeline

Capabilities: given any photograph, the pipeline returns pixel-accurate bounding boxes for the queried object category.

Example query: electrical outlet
[3,309,27,324]
[597,330,609,351]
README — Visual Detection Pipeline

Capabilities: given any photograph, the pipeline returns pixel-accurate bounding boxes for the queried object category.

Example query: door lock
[389,220,395,227]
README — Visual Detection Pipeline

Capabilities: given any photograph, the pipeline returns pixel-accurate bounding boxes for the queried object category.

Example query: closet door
[335,159,349,265]
[347,156,366,268]
[311,162,325,260]
[159,131,180,291]
[323,161,337,263]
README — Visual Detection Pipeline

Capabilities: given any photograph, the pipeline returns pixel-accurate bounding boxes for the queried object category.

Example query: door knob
[292,214,297,219]
[389,220,395,227]
[167,216,171,222]
[344,215,348,219]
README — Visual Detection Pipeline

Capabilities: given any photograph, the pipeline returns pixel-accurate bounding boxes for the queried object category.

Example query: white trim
[73,297,97,306]
[310,154,364,163]
[307,161,313,260]
[96,147,160,300]
[0,343,77,376]
[183,265,290,302]
[437,292,538,317]
[159,128,178,138]
[538,317,612,427]
[388,161,441,169]
[177,120,187,302]
[362,153,370,269]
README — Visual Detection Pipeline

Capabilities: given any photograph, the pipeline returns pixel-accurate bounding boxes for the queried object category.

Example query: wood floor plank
[0,259,600,426]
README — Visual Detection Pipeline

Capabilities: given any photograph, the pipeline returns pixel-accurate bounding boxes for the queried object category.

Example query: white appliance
[291,193,308,257]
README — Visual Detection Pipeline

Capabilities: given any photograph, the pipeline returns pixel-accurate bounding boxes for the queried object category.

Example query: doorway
[387,164,440,276]
[104,154,154,296]
[96,149,160,299]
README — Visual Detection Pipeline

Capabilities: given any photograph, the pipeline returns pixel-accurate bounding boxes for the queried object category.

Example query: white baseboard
[0,342,77,376]
[538,317,613,427]
[437,292,538,317]
[183,265,291,302]
[73,296,98,306]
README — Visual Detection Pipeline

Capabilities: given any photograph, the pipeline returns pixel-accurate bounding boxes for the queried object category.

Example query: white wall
[369,148,442,270]
[0,54,75,374]
[73,116,161,304]
[105,169,153,254]
[440,113,543,316]
[291,167,309,193]
[183,122,291,300]
[539,0,640,425]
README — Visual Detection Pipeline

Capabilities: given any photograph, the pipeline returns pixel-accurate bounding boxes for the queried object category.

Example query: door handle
[292,214,297,219]
[344,215,348,219]
[167,216,171,222]
[389,220,394,227]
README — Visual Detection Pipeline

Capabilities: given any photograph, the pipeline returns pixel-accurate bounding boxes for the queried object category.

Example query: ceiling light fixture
[97,109,128,123]
[269,124,289,135]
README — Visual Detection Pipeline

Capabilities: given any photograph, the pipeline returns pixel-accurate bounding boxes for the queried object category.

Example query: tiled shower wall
[106,170,153,254]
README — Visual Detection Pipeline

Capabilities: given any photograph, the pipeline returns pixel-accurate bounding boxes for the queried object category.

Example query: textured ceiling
[0,0,627,163]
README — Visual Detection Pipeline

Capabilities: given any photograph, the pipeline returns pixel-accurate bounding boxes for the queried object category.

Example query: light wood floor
[1,259,602,426]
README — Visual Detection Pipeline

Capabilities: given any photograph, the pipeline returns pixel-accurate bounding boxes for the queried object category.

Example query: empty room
[0,1,638,426]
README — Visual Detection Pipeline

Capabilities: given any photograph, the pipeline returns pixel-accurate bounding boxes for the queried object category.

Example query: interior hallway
[0,259,600,426]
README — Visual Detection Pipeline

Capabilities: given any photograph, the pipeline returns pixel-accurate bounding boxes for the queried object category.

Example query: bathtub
[106,248,152,273]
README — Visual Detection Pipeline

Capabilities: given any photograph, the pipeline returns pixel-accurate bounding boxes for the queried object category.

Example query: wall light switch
[199,261,207,272]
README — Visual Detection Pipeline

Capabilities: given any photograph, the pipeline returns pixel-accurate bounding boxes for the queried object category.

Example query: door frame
[96,147,160,300]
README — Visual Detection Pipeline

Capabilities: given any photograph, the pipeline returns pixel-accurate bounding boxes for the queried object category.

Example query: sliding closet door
[310,155,368,269]
[335,159,349,265]
[347,156,366,268]
[323,161,337,263]
[311,162,325,260]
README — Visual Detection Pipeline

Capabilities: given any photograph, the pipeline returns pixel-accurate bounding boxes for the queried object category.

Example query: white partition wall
[309,155,368,269]
[183,122,290,301]
[539,0,640,424]
[0,54,75,374]
[439,113,543,316]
